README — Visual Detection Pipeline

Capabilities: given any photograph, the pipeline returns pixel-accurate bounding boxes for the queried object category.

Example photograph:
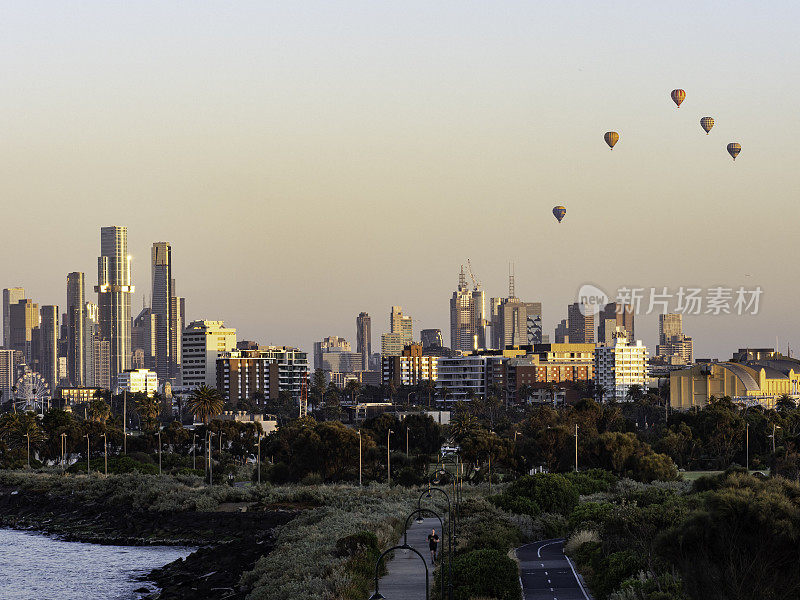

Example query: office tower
[567,303,595,344]
[181,320,237,390]
[66,272,85,386]
[10,298,39,364]
[95,226,134,380]
[659,313,682,344]
[597,302,635,344]
[356,312,371,371]
[170,295,183,382]
[39,306,59,392]
[657,313,693,364]
[132,306,157,369]
[421,329,444,349]
[490,270,542,348]
[151,242,182,383]
[84,302,99,385]
[0,349,14,404]
[3,288,24,348]
[93,339,111,390]
[449,266,487,352]
[381,332,405,357]
[313,336,351,371]
[390,306,413,346]
[554,319,569,343]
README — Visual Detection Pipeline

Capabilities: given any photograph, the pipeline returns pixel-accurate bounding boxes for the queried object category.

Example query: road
[516,538,593,600]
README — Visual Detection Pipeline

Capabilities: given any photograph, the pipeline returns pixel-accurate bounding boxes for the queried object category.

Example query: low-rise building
[59,387,104,405]
[216,346,309,405]
[217,410,278,435]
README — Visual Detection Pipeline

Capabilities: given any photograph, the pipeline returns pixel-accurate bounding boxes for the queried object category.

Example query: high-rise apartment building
[567,303,595,344]
[450,267,487,352]
[9,298,39,364]
[597,302,635,344]
[356,312,371,370]
[66,272,85,386]
[84,302,99,386]
[3,288,24,348]
[390,306,413,346]
[382,343,439,388]
[181,320,237,390]
[132,307,157,370]
[216,346,309,405]
[93,338,111,390]
[595,338,648,401]
[381,332,406,357]
[95,226,134,380]
[39,306,59,392]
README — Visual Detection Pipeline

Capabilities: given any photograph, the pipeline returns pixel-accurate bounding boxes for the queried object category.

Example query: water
[0,528,195,600]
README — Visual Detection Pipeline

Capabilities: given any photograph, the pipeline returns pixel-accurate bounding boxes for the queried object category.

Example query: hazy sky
[2,2,799,359]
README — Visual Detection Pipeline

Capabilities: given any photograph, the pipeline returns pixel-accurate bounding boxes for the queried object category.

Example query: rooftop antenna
[508,262,516,299]
[459,265,467,289]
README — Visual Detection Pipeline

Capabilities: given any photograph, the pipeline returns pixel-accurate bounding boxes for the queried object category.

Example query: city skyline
[1,3,797,360]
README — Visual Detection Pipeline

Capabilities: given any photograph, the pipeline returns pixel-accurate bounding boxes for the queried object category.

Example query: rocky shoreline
[0,484,298,599]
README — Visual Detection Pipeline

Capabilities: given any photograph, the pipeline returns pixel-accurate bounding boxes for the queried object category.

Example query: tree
[516,384,534,405]
[418,378,437,408]
[186,386,224,425]
[87,398,111,424]
[135,394,161,432]
[344,379,362,404]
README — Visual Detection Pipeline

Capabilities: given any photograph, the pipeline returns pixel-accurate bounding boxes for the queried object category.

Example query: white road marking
[564,553,591,600]
[537,540,560,558]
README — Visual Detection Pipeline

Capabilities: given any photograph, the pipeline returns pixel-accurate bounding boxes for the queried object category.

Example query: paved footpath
[516,539,593,600]
[373,517,441,599]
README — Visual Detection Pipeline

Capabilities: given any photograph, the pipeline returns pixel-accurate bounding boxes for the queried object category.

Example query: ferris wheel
[13,372,51,414]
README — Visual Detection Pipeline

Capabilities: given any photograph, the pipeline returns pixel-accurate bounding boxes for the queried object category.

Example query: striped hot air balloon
[553,206,567,223]
[604,131,619,150]
[727,143,741,161]
[670,89,686,108]
[700,117,715,134]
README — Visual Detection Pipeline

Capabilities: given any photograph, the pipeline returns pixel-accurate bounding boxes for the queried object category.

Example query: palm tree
[517,384,534,405]
[344,379,362,405]
[418,379,437,409]
[626,384,644,403]
[136,394,162,432]
[87,398,111,423]
[187,386,224,425]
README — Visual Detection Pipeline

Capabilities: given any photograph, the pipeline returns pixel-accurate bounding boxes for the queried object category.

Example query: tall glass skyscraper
[66,272,85,386]
[95,226,134,382]
[151,242,182,383]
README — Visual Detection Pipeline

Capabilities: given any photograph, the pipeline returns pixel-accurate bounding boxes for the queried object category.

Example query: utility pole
[358,430,362,486]
[158,430,162,476]
[406,426,409,456]
[101,433,107,475]
[85,434,90,474]
[192,434,197,470]
[24,434,30,469]
[575,424,579,472]
[746,423,749,472]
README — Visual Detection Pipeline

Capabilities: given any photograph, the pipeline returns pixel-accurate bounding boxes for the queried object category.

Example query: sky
[1,2,799,359]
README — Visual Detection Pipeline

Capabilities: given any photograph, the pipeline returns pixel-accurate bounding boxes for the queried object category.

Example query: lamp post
[771,424,782,454]
[84,434,90,474]
[60,432,67,472]
[387,429,393,484]
[123,390,127,455]
[192,433,197,471]
[418,488,454,600]
[158,429,162,476]
[208,431,214,485]
[256,433,262,485]
[358,430,362,486]
[746,422,749,472]
[405,508,445,600]
[369,543,429,600]
[101,433,107,475]
[23,433,30,469]
[574,424,579,472]
[406,426,409,456]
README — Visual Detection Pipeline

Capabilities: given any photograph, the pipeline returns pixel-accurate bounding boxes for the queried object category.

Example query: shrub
[451,549,520,600]
[565,469,619,495]
[499,473,579,515]
[564,529,600,555]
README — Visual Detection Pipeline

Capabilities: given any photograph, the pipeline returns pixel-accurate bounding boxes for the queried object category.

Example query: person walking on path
[427,529,440,564]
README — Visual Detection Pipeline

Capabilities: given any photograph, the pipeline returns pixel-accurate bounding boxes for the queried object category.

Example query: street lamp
[574,424,579,472]
[192,433,197,471]
[387,429,394,484]
[101,433,108,475]
[84,434,90,474]
[418,488,454,600]
[256,433,263,485]
[60,432,67,472]
[770,424,782,454]
[746,422,750,472]
[23,433,30,469]
[208,431,214,485]
[357,430,362,486]
[158,429,162,476]
[370,542,428,600]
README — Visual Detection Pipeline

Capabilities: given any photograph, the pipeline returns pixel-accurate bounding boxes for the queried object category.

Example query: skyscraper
[39,306,59,392]
[420,328,444,349]
[66,272,85,386]
[84,302,99,386]
[0,349,14,403]
[95,226,134,380]
[390,306,413,346]
[449,266,486,352]
[657,313,693,364]
[490,273,542,349]
[567,303,595,344]
[658,313,683,344]
[356,312,371,370]
[10,298,39,364]
[151,242,182,383]
[597,302,635,344]
[3,287,24,348]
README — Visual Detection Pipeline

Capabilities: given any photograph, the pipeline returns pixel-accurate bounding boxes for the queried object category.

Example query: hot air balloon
[604,131,619,150]
[671,89,686,108]
[727,142,741,161]
[700,117,714,134]
[552,206,566,223]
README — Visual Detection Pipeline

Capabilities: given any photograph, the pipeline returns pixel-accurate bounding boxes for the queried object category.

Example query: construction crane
[466,258,481,290]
